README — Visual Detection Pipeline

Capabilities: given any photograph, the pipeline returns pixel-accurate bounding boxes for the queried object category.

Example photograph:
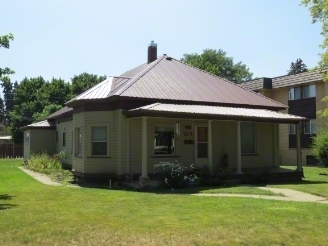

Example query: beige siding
[316,81,328,130]
[56,120,73,166]
[72,113,84,172]
[128,118,274,175]
[83,111,116,174]
[30,129,56,156]
[23,130,30,160]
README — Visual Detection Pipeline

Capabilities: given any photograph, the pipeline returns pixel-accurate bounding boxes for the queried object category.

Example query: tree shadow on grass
[0,194,17,210]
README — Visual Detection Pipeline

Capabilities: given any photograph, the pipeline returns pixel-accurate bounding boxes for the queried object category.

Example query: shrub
[154,161,197,189]
[24,151,73,184]
[312,130,328,167]
[198,164,231,186]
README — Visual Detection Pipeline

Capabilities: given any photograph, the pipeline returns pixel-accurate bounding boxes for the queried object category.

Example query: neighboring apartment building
[242,70,328,166]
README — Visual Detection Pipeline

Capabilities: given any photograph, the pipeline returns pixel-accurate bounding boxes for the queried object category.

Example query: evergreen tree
[287,58,308,75]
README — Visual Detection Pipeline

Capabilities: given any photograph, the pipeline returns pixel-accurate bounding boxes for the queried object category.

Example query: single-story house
[22,41,306,186]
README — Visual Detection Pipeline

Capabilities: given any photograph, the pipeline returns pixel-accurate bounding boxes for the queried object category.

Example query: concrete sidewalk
[18,167,79,188]
[193,187,328,204]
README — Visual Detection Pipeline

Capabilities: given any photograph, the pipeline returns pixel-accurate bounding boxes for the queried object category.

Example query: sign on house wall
[183,125,194,144]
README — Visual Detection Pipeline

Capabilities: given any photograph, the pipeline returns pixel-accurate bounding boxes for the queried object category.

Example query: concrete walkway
[18,167,79,188]
[19,167,328,204]
[193,187,328,204]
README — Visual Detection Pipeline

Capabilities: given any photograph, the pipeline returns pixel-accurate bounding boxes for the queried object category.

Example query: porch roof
[123,103,307,123]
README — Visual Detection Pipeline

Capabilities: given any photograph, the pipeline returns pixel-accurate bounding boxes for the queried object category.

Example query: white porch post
[124,118,133,182]
[273,123,279,167]
[236,121,243,174]
[296,123,302,171]
[139,117,150,187]
[207,120,213,169]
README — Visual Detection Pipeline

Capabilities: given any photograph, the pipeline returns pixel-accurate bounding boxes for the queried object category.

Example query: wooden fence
[0,144,23,158]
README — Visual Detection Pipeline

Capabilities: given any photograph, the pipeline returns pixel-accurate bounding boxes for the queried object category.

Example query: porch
[123,103,307,188]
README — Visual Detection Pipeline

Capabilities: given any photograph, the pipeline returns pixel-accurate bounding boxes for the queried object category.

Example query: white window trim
[90,125,109,157]
[241,121,257,154]
[153,123,177,156]
[303,84,316,99]
[304,119,316,134]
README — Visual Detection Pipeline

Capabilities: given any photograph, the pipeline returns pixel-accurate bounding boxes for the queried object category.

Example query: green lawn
[269,165,328,198]
[1,159,328,246]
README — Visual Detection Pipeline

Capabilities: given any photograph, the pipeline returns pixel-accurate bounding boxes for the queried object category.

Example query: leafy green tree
[180,49,253,83]
[39,78,73,106]
[10,77,46,143]
[0,33,14,77]
[33,104,63,122]
[71,73,106,96]
[287,58,308,75]
[302,0,328,117]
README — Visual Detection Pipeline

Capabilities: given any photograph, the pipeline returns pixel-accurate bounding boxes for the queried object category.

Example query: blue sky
[1,0,322,84]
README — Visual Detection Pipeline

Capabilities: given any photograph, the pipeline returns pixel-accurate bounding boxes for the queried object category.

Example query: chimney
[147,40,157,64]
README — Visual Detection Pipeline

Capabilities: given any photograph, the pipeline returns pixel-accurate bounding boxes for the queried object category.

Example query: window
[75,128,82,156]
[25,132,30,145]
[304,119,316,134]
[154,126,175,155]
[289,87,301,100]
[303,84,316,98]
[92,127,107,156]
[56,131,58,143]
[63,132,66,146]
[241,122,256,154]
[289,124,296,134]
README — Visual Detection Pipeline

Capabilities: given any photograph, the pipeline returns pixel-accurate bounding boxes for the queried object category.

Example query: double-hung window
[75,128,82,156]
[241,122,256,154]
[303,84,316,98]
[304,120,316,134]
[289,124,296,134]
[289,87,301,100]
[154,126,175,155]
[92,127,107,156]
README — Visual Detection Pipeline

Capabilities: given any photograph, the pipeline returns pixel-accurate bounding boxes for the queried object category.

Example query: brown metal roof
[242,69,325,91]
[66,55,287,110]
[124,103,306,123]
[110,55,287,110]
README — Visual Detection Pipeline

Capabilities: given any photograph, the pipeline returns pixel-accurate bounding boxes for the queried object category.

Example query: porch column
[207,120,213,169]
[124,118,133,182]
[236,121,243,174]
[296,123,302,171]
[139,117,150,187]
[273,123,279,167]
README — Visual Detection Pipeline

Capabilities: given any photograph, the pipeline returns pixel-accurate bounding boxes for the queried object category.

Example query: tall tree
[71,73,106,96]
[287,58,308,75]
[180,49,253,83]
[0,33,14,78]
[0,76,15,125]
[302,0,328,117]
[0,96,5,123]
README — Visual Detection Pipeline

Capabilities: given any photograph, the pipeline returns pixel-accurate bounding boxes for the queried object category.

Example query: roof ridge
[171,57,287,109]
[112,55,166,96]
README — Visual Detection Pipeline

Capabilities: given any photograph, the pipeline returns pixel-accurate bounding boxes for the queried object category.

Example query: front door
[195,126,208,166]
